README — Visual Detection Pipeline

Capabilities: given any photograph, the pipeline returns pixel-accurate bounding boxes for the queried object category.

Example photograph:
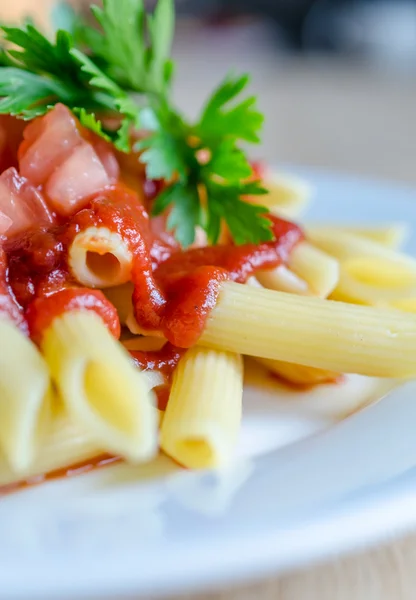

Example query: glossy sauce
[132,215,303,347]
[154,384,172,411]
[0,247,27,331]
[130,342,185,378]
[26,287,121,344]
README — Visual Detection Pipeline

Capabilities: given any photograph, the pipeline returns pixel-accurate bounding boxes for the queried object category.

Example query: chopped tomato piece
[90,136,120,181]
[0,116,26,173]
[0,168,55,239]
[19,104,83,186]
[0,211,13,236]
[45,142,110,216]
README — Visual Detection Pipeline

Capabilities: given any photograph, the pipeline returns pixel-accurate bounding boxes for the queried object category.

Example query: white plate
[2,169,416,600]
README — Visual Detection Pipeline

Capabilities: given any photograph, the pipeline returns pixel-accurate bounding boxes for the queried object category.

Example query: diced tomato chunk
[0,116,26,173]
[0,211,13,236]
[0,168,55,239]
[19,104,83,186]
[90,136,120,181]
[45,142,110,215]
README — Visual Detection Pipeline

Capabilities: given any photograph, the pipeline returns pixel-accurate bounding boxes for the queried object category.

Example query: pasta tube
[0,320,53,472]
[288,242,339,298]
[306,228,416,305]
[0,405,103,486]
[161,347,243,469]
[306,227,416,266]
[104,282,134,324]
[69,226,132,288]
[199,282,416,378]
[255,265,309,295]
[308,223,409,250]
[246,243,338,298]
[250,173,312,219]
[255,357,339,386]
[41,310,158,462]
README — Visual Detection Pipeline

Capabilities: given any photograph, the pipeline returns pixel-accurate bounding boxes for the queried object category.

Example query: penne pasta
[41,310,158,462]
[104,282,134,324]
[245,243,338,298]
[307,223,410,250]
[0,320,53,473]
[198,282,416,378]
[69,226,133,288]
[249,173,312,219]
[306,228,416,305]
[255,265,309,295]
[255,357,340,386]
[161,346,243,469]
[0,405,103,487]
[288,241,339,298]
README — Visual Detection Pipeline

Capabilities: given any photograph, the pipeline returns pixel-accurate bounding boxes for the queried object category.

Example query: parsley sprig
[0,0,272,246]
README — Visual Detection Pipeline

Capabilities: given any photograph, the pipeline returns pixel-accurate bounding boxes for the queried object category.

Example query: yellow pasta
[255,357,339,386]
[306,228,416,305]
[255,265,309,295]
[41,310,158,462]
[104,282,134,324]
[0,320,53,473]
[0,405,103,487]
[118,280,416,377]
[308,223,409,250]
[198,282,416,378]
[69,226,133,288]
[288,241,339,298]
[251,172,312,219]
[161,346,243,469]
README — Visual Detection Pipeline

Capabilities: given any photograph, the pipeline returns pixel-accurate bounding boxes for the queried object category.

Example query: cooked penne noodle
[306,227,416,270]
[104,282,134,323]
[198,282,416,378]
[0,405,103,487]
[308,223,409,250]
[237,243,338,298]
[332,259,416,306]
[69,226,133,288]
[255,357,340,386]
[161,346,243,469]
[288,241,339,298]
[122,336,166,352]
[255,265,309,295]
[121,280,416,377]
[250,173,312,219]
[306,228,416,305]
[0,320,53,473]
[41,310,158,462]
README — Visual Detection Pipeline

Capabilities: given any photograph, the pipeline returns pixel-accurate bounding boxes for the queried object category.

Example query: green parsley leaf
[208,138,253,183]
[73,107,111,142]
[136,104,191,181]
[0,67,68,118]
[154,183,201,246]
[0,0,273,246]
[2,24,77,80]
[197,74,264,144]
[85,0,174,96]
[206,181,271,245]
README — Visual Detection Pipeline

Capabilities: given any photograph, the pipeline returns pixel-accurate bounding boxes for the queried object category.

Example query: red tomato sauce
[154,384,172,411]
[131,215,303,347]
[0,247,27,332]
[130,342,185,379]
[26,287,120,345]
[2,175,303,354]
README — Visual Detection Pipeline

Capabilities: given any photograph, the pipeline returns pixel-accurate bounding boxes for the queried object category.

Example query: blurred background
[2,0,416,183]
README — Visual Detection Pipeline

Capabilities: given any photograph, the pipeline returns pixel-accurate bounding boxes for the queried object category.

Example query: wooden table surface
[3,3,416,599]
